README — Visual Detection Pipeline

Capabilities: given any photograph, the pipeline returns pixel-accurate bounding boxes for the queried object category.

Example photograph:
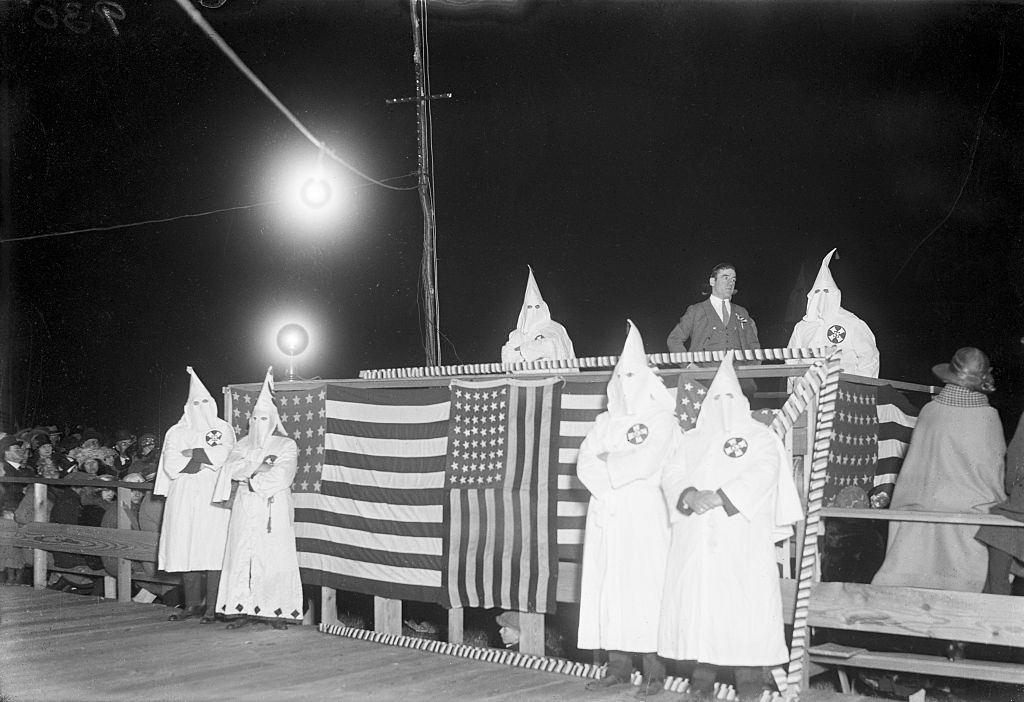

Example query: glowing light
[276,323,310,357]
[300,177,331,208]
[265,144,351,232]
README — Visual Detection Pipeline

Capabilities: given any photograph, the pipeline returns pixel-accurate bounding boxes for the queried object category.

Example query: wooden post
[374,596,401,636]
[32,482,47,589]
[116,486,131,602]
[320,586,339,626]
[447,607,464,644]
[519,611,544,656]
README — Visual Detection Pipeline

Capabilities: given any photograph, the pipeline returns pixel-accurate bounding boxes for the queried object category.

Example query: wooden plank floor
[0,586,877,702]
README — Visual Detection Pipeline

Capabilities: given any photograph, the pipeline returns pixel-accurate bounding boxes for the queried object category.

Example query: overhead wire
[892,28,1006,282]
[1,199,282,243]
[1,169,422,244]
[172,0,417,192]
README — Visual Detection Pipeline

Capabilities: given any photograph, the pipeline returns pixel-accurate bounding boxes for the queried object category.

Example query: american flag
[825,380,920,506]
[554,380,606,562]
[443,377,561,613]
[228,382,327,493]
[675,377,708,431]
[292,384,451,604]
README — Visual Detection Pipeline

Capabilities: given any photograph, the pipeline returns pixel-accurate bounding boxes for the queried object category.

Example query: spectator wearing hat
[872,347,1007,593]
[1,436,33,585]
[133,433,160,482]
[27,430,72,478]
[111,430,135,479]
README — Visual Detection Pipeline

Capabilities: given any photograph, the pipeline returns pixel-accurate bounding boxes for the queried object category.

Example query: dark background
[2,0,1022,437]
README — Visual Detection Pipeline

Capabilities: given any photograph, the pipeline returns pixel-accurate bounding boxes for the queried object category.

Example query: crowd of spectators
[0,425,175,601]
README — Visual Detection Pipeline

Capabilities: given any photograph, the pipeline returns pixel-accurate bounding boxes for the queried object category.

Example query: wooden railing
[0,476,161,602]
[809,508,1024,693]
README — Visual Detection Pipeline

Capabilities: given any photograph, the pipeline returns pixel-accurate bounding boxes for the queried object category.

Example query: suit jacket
[667,299,760,355]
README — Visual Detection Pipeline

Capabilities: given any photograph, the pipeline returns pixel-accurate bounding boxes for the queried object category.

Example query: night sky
[2,0,1023,436]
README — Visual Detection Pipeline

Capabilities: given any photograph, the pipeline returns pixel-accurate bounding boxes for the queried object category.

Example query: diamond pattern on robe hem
[254,606,260,614]
[235,604,244,612]
[290,610,300,618]
[274,608,283,616]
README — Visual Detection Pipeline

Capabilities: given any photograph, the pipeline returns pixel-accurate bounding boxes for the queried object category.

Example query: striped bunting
[318,622,781,700]
[294,384,451,604]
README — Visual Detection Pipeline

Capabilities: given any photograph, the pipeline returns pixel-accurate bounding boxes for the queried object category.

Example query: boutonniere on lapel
[734,314,749,328]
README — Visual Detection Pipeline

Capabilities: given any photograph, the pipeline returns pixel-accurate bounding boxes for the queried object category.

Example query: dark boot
[734,666,766,701]
[685,663,717,699]
[226,615,253,630]
[168,572,204,621]
[585,650,632,691]
[204,569,221,617]
[636,652,665,698]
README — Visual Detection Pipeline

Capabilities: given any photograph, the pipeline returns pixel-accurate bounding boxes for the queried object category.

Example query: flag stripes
[443,378,560,613]
[874,384,919,488]
[555,381,607,560]
[825,380,920,505]
[294,384,450,604]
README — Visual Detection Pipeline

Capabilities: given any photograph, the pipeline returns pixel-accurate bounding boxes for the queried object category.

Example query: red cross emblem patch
[827,324,847,344]
[626,423,649,445]
[205,429,223,447]
[723,437,748,458]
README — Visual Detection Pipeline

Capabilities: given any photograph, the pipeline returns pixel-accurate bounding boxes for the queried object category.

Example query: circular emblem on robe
[826,324,847,344]
[205,429,223,447]
[723,437,748,458]
[626,423,650,445]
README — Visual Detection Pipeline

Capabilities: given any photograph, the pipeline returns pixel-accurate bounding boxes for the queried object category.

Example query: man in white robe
[659,352,803,702]
[157,367,235,622]
[501,266,575,364]
[215,367,303,629]
[577,321,679,698]
[788,248,879,377]
[872,347,1006,592]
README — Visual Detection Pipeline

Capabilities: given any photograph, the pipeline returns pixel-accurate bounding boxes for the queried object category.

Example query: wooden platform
[0,586,879,702]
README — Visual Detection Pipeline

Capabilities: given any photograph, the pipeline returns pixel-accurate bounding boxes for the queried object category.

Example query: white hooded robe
[215,368,303,621]
[577,322,679,652]
[501,266,575,364]
[659,352,803,666]
[155,367,235,571]
[788,248,879,377]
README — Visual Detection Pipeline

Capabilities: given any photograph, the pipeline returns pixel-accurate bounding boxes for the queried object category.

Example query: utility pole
[0,2,14,428]
[388,0,450,366]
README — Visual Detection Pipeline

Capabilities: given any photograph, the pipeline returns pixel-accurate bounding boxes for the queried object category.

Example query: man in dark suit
[0,435,33,584]
[667,263,761,356]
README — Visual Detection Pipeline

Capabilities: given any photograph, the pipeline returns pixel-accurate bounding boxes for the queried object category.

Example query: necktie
[721,300,730,326]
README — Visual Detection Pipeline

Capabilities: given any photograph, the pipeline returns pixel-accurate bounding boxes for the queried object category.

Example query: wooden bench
[807,581,1024,693]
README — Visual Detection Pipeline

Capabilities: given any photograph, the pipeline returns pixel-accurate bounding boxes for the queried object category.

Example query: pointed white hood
[607,320,675,417]
[515,266,554,336]
[248,367,287,449]
[180,366,218,435]
[694,351,750,435]
[803,248,842,322]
